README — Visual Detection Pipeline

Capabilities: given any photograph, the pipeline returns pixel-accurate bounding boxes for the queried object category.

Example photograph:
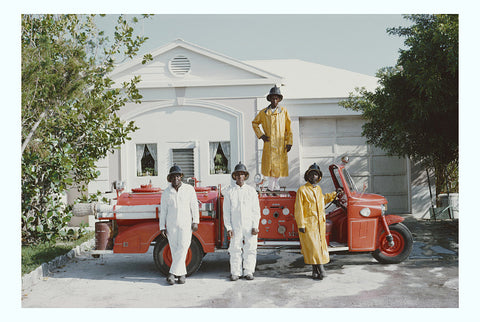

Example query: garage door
[300,117,409,214]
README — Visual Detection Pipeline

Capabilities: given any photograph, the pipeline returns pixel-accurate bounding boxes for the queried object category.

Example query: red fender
[385,214,405,225]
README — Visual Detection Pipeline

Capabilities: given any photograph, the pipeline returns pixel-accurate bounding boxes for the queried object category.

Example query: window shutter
[172,148,195,179]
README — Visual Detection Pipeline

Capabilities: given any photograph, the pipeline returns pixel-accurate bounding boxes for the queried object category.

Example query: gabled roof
[110,39,379,98]
[245,59,379,99]
[109,39,283,88]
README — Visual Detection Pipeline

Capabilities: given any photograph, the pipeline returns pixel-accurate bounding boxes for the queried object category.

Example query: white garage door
[300,116,410,214]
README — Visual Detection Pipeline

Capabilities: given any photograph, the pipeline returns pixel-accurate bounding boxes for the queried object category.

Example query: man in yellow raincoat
[252,85,293,191]
[294,163,338,280]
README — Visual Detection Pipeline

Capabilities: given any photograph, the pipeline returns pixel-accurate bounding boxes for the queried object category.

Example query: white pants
[167,226,192,276]
[268,177,280,191]
[228,227,258,276]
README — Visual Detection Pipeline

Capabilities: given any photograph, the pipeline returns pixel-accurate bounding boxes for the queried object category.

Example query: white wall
[120,104,238,191]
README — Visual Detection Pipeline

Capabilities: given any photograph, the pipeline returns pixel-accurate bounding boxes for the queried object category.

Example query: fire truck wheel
[372,223,413,264]
[153,236,204,277]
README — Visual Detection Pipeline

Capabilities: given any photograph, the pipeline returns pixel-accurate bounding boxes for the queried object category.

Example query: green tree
[21,14,152,244]
[340,14,458,196]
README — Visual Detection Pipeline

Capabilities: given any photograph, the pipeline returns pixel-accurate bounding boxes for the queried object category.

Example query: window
[209,142,231,174]
[172,148,195,180]
[136,144,158,176]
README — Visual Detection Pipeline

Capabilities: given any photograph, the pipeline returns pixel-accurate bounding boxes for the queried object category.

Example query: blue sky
[97,14,410,76]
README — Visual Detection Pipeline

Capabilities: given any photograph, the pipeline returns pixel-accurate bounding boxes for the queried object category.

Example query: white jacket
[159,183,199,230]
[223,184,260,232]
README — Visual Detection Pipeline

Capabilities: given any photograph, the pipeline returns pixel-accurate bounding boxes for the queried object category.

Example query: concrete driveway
[21,218,458,308]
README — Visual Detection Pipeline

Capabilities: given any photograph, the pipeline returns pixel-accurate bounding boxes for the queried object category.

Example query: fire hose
[73,203,160,220]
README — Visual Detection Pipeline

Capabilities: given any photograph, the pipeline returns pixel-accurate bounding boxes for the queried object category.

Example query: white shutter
[172,148,195,179]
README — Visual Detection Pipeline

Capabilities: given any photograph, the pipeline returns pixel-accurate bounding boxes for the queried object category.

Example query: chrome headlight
[360,207,371,217]
[381,204,387,215]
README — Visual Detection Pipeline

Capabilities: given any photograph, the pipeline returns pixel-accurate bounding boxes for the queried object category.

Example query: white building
[88,39,431,216]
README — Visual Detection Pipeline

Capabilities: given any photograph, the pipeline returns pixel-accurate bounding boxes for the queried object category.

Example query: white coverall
[223,184,261,276]
[159,183,199,276]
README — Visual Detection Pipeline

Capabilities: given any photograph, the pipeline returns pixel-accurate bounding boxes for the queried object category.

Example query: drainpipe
[254,98,260,175]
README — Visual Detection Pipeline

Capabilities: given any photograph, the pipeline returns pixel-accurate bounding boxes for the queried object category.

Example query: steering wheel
[332,187,347,210]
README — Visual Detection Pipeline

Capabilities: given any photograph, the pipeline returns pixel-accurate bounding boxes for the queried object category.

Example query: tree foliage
[340,14,458,194]
[21,14,152,244]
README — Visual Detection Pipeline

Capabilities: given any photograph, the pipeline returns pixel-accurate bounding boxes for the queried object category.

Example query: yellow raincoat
[294,183,337,264]
[252,106,293,177]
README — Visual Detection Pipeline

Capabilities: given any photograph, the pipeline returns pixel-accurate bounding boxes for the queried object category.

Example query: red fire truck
[73,157,413,276]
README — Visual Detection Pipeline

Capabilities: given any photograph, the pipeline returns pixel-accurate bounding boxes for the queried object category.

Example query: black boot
[312,265,319,279]
[314,265,324,280]
[319,264,327,279]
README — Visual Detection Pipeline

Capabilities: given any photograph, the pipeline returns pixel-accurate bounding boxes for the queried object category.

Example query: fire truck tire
[372,223,413,264]
[153,236,204,277]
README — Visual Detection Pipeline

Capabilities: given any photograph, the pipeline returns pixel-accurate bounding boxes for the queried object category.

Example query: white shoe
[166,274,175,285]
[244,274,254,280]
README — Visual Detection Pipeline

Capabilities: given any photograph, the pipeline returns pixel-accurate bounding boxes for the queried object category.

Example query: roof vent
[168,55,191,77]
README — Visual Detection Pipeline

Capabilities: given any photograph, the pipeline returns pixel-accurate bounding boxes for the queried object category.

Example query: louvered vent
[168,56,191,77]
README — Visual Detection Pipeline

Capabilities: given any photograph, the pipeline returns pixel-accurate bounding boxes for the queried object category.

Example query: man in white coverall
[223,162,261,281]
[159,164,199,285]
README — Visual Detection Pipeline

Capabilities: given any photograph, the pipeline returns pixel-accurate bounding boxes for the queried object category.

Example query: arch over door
[121,102,244,189]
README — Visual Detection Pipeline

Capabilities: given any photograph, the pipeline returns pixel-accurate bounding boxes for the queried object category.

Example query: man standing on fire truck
[223,162,261,281]
[252,85,293,191]
[294,163,338,280]
[159,164,199,285]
